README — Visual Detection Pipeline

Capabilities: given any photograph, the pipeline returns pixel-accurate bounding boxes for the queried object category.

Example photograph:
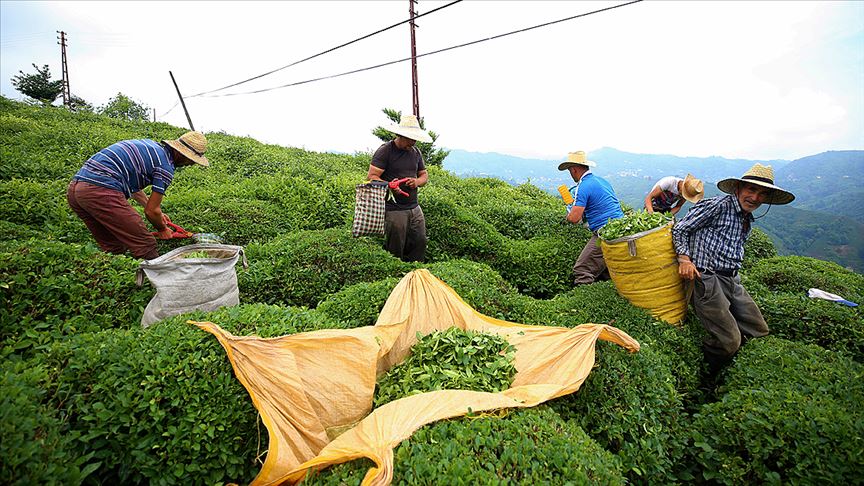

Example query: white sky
[1,0,862,160]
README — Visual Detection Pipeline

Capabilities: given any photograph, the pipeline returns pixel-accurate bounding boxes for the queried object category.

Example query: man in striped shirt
[67,131,209,259]
[672,163,794,376]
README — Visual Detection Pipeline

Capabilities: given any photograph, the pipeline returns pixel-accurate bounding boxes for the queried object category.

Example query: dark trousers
[67,180,159,259]
[692,272,769,368]
[384,206,427,262]
[572,234,609,285]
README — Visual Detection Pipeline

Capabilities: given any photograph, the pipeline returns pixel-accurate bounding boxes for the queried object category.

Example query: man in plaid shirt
[672,164,794,376]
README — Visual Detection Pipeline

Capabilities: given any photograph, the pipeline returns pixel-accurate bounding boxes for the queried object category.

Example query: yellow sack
[194,269,639,486]
[600,220,687,324]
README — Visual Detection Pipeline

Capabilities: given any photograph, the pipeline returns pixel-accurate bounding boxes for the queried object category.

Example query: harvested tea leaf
[599,211,672,240]
[373,327,516,407]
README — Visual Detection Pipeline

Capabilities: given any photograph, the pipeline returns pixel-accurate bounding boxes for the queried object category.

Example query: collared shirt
[672,194,754,271]
[73,139,175,198]
[573,172,624,232]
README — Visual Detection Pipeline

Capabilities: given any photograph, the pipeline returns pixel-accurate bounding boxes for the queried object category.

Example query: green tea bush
[374,328,516,407]
[0,219,40,240]
[316,278,400,328]
[753,292,863,362]
[742,227,776,269]
[241,228,411,308]
[422,189,506,262]
[0,361,98,485]
[688,337,864,484]
[549,343,691,483]
[496,235,587,298]
[745,255,864,302]
[0,240,152,358]
[0,178,91,243]
[304,406,626,485]
[425,259,530,320]
[13,304,341,486]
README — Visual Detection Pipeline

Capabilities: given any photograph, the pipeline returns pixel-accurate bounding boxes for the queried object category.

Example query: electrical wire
[186,0,463,98]
[199,0,643,98]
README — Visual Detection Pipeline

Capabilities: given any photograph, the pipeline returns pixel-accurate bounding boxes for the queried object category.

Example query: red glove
[388,177,411,197]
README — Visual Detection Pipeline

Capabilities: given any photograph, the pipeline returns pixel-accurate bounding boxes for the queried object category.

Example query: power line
[200,0,643,98]
[186,0,463,98]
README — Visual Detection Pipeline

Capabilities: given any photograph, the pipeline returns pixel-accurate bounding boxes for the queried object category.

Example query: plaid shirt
[672,194,754,271]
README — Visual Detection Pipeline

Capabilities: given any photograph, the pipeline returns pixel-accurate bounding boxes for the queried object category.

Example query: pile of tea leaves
[373,327,517,407]
[599,211,673,240]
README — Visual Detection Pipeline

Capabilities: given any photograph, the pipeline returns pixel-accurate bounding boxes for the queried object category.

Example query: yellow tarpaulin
[194,268,640,486]
[600,221,688,324]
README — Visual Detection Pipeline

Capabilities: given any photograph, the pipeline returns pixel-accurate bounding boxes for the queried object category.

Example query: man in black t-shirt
[367,114,431,262]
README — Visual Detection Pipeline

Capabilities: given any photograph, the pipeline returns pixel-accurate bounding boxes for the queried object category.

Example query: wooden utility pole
[57,31,70,108]
[409,0,420,118]
[169,71,195,131]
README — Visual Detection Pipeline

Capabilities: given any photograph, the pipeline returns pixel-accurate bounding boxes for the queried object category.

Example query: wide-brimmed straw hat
[387,114,433,143]
[164,131,209,167]
[681,173,705,204]
[717,163,795,205]
[557,151,597,171]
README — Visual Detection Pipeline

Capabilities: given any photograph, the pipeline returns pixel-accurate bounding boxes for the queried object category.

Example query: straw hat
[717,163,795,205]
[387,114,433,143]
[164,131,209,167]
[557,151,597,171]
[680,173,705,204]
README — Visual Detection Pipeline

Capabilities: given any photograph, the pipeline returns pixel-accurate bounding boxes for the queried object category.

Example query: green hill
[2,98,862,485]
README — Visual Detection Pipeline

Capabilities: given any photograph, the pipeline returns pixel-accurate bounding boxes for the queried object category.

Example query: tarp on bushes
[194,269,640,486]
[600,221,688,324]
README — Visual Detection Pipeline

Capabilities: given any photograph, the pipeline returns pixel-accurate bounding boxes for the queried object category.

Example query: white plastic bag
[137,243,248,327]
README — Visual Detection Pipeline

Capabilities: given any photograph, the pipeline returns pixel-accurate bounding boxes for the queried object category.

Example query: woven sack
[352,182,387,237]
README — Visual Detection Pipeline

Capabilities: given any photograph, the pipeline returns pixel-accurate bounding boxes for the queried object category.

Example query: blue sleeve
[574,179,591,207]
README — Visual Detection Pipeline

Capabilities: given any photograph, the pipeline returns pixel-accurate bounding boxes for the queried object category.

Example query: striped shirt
[672,194,754,271]
[73,139,175,198]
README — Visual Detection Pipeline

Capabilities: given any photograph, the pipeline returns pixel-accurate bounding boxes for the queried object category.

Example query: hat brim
[557,160,596,171]
[164,139,209,167]
[388,125,433,143]
[681,174,704,203]
[717,178,795,205]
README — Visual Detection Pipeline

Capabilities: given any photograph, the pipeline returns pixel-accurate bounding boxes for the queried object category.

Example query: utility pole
[57,31,70,108]
[409,0,420,118]
[169,71,195,131]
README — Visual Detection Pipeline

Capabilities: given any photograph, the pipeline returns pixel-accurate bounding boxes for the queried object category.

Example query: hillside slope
[1,98,862,485]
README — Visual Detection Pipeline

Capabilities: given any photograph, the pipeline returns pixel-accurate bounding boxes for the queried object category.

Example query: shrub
[0,240,152,359]
[0,179,91,243]
[241,228,412,307]
[15,304,341,486]
[744,255,864,303]
[549,343,691,483]
[496,235,587,298]
[424,259,530,320]
[304,406,626,485]
[422,188,506,262]
[688,337,864,484]
[742,227,776,269]
[316,278,400,328]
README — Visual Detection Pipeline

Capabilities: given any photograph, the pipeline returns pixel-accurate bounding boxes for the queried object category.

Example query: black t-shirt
[371,140,426,210]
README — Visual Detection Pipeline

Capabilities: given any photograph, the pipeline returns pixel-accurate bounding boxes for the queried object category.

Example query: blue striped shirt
[73,139,175,198]
[672,194,754,271]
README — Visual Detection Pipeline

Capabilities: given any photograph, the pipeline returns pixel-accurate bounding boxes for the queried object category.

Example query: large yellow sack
[600,220,687,324]
[194,269,640,486]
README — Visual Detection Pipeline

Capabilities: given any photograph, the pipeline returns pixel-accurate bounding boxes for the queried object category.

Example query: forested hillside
[1,98,862,485]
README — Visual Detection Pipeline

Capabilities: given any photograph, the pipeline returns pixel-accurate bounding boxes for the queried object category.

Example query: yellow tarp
[600,221,688,324]
[194,268,639,486]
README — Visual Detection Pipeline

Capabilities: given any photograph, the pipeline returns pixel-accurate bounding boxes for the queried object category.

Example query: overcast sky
[1,0,862,161]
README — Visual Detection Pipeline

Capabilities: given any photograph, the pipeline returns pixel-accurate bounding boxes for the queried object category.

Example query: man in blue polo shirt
[66,131,209,259]
[559,151,624,285]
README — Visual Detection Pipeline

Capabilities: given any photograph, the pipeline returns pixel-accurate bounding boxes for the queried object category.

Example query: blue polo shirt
[574,172,624,232]
[73,139,175,198]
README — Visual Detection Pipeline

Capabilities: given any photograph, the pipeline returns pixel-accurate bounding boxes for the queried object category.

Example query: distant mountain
[442,147,864,272]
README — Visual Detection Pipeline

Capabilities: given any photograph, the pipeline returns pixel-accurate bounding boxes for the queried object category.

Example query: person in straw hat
[367,113,432,262]
[558,151,625,285]
[67,131,209,260]
[672,163,794,377]
[644,173,705,215]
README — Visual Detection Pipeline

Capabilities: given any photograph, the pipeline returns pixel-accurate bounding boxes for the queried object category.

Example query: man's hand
[155,227,174,240]
[404,177,418,188]
[678,256,701,280]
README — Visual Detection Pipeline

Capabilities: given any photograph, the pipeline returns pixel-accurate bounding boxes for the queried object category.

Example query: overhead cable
[200,0,643,98]
[186,0,463,98]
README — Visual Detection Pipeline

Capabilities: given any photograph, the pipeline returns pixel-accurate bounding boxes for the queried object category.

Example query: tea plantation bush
[0,304,341,485]
[316,278,400,328]
[746,255,864,301]
[0,239,152,359]
[305,406,626,485]
[741,227,777,269]
[688,337,864,484]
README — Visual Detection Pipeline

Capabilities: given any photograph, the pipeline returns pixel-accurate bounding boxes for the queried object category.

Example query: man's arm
[670,198,686,215]
[644,186,662,213]
[566,205,586,225]
[367,165,385,182]
[406,169,428,188]
[144,192,172,238]
[131,190,149,207]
